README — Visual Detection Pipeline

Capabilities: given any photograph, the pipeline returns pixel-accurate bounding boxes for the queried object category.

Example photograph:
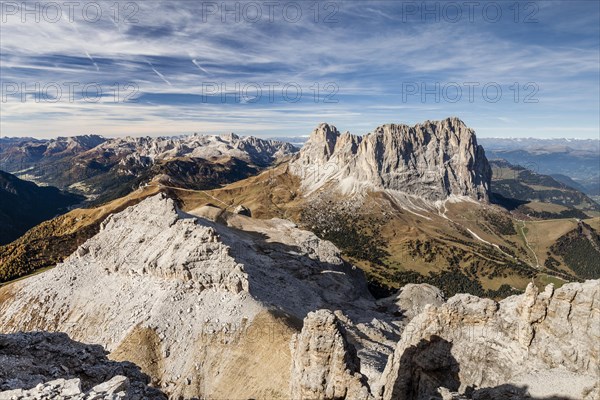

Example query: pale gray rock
[377,284,445,320]
[290,118,492,202]
[379,280,600,400]
[0,377,128,400]
[0,194,400,399]
[233,204,251,216]
[90,376,129,396]
[290,310,373,400]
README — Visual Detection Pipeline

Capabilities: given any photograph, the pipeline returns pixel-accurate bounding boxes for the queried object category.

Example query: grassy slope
[166,167,567,296]
[4,163,598,298]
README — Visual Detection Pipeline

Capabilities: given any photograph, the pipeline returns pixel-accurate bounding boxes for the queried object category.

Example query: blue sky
[1,0,599,138]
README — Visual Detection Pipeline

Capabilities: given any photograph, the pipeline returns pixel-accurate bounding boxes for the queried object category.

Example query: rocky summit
[290,117,492,202]
[0,194,401,399]
[0,193,598,399]
[379,280,600,400]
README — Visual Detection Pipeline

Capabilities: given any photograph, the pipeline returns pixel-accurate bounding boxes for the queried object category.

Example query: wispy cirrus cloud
[1,0,598,138]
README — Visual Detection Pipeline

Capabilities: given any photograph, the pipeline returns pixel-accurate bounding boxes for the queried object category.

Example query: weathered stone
[290,118,491,202]
[0,332,164,399]
[290,310,373,400]
[379,281,600,400]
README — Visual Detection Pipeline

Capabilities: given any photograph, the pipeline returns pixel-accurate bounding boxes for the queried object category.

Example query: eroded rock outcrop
[379,280,600,400]
[290,118,492,202]
[290,310,373,400]
[377,284,445,320]
[0,194,400,399]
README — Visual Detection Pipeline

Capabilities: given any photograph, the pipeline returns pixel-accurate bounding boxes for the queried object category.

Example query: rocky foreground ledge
[0,332,165,400]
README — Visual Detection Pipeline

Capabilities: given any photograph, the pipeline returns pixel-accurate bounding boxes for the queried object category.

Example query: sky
[1,0,599,139]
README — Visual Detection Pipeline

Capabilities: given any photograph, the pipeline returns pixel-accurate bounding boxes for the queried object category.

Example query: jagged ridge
[290,117,491,202]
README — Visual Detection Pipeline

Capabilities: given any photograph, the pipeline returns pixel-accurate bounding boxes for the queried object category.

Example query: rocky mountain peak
[307,123,341,161]
[379,280,600,400]
[219,132,240,141]
[290,309,372,400]
[290,118,492,202]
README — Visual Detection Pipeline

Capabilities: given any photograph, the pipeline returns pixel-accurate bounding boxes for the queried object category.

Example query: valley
[0,171,84,245]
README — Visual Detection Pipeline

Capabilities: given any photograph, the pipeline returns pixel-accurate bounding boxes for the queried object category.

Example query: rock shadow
[390,335,461,400]
[490,192,529,211]
[388,335,582,400]
[0,331,166,399]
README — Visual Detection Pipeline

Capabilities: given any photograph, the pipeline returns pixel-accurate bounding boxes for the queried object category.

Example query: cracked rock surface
[290,117,491,202]
[379,280,600,400]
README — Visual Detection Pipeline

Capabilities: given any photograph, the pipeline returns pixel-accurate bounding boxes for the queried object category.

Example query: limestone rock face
[290,118,492,201]
[87,193,249,293]
[379,280,600,400]
[377,284,445,320]
[290,310,373,400]
[0,376,131,400]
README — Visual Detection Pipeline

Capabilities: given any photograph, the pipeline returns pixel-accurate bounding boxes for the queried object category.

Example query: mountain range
[0,118,598,399]
[479,137,600,198]
[0,133,296,204]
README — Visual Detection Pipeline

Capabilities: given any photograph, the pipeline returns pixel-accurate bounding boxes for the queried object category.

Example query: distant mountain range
[478,138,600,197]
[0,134,296,204]
[490,159,599,217]
[478,137,599,152]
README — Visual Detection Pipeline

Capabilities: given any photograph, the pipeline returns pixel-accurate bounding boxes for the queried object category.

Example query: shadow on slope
[0,331,166,399]
[490,192,530,211]
[194,210,376,321]
[388,335,581,400]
